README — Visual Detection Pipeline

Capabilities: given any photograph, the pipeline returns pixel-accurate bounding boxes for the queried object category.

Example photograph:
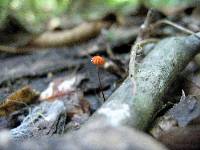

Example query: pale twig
[2,100,29,108]
[129,9,157,95]
[0,45,20,53]
[105,43,115,59]
[152,19,194,35]
[0,45,33,53]
[129,38,159,78]
[136,9,155,42]
[135,38,159,54]
[151,19,200,40]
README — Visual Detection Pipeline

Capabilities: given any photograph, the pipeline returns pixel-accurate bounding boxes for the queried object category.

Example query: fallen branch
[29,21,112,47]
[84,33,200,130]
[0,26,138,54]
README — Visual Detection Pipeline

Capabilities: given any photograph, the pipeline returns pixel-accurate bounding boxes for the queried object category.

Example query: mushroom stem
[97,68,106,102]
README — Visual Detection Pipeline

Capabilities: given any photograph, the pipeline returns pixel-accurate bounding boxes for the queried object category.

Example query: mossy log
[86,33,200,130]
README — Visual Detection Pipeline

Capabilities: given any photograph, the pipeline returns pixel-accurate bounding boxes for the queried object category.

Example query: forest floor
[0,5,200,150]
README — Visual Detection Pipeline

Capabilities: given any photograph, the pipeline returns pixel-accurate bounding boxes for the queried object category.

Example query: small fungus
[91,56,105,66]
[91,55,106,102]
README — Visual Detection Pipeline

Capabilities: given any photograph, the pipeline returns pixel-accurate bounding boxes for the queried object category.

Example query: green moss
[9,0,69,32]
[0,0,10,29]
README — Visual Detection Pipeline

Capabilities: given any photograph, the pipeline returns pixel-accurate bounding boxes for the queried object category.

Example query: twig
[2,100,29,108]
[152,19,194,35]
[151,19,200,40]
[129,9,157,92]
[105,43,115,59]
[0,45,21,53]
[135,38,159,54]
[136,9,155,42]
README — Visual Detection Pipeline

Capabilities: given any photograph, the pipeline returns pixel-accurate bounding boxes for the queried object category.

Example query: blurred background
[0,0,197,33]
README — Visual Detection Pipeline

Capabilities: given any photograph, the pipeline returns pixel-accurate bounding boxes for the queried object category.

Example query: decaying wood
[10,100,66,141]
[84,33,200,130]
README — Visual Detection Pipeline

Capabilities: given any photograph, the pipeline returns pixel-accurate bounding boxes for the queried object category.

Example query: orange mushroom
[91,56,105,66]
[91,55,106,101]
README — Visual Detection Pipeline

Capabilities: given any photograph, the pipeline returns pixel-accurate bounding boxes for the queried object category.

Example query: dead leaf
[40,74,85,101]
[182,60,200,95]
[151,93,200,139]
[158,125,200,150]
[169,95,200,127]
[65,113,89,131]
[0,86,39,117]
[150,114,177,138]
[40,74,91,121]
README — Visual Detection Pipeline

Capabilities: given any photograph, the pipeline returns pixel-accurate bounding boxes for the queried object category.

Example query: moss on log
[86,33,200,130]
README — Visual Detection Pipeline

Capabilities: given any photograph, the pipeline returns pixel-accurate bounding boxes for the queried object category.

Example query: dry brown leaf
[0,86,39,117]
